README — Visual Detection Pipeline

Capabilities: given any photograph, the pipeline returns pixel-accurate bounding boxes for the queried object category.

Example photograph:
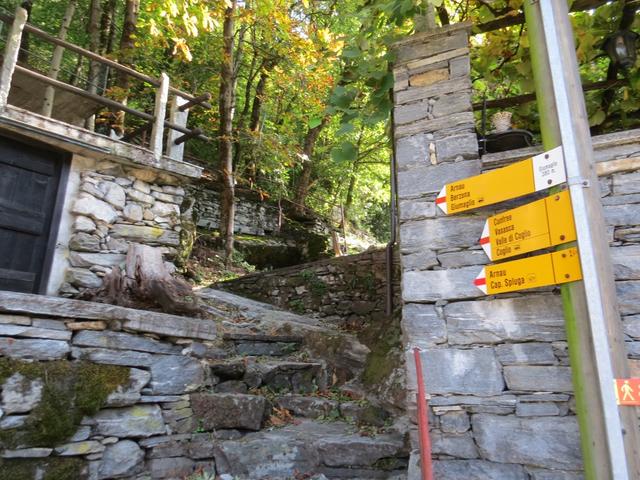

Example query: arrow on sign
[474,247,582,295]
[480,190,577,261]
[436,146,566,215]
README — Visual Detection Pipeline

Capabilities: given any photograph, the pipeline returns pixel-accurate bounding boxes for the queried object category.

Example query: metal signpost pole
[530,0,640,478]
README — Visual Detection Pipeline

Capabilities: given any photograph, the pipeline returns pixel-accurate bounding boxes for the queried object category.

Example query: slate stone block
[504,366,573,393]
[402,303,446,346]
[402,267,481,302]
[473,414,582,470]
[397,159,480,198]
[445,296,566,345]
[407,348,504,395]
[495,343,556,365]
[433,459,528,479]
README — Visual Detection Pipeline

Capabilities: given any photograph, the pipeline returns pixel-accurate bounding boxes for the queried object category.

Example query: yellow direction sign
[480,190,577,261]
[474,247,582,295]
[436,146,566,214]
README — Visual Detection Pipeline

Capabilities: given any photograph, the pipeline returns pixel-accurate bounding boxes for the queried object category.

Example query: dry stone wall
[59,157,190,296]
[219,248,400,330]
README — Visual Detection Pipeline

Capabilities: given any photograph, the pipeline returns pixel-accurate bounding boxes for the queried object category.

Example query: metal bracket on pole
[0,7,28,110]
[566,176,590,188]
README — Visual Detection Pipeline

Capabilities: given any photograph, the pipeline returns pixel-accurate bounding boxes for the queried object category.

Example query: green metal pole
[524,3,612,479]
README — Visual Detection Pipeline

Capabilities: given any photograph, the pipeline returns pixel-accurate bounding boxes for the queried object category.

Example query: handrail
[15,64,211,142]
[0,12,212,109]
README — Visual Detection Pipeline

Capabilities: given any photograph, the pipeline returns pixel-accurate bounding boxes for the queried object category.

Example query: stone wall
[191,184,280,236]
[0,290,410,479]
[393,22,640,479]
[54,156,191,296]
[219,248,401,330]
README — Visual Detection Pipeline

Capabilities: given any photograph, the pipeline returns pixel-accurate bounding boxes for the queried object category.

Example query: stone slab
[445,296,566,344]
[191,393,266,431]
[110,224,180,246]
[402,267,481,302]
[495,343,556,365]
[473,414,582,470]
[150,355,204,395]
[611,245,640,280]
[397,159,480,197]
[0,337,69,360]
[504,366,573,393]
[0,291,217,341]
[401,217,486,251]
[433,459,528,479]
[0,323,71,341]
[93,405,165,438]
[73,330,181,354]
[72,347,154,367]
[402,303,446,346]
[407,348,504,395]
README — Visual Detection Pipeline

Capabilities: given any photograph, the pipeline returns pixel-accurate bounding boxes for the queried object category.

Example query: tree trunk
[112,0,139,135]
[17,1,32,64]
[292,119,327,216]
[219,0,238,267]
[85,0,102,130]
[245,60,274,184]
[97,0,117,92]
[41,0,77,117]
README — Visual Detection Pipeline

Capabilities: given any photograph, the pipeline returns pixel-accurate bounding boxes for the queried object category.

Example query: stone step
[213,419,408,479]
[275,394,391,426]
[210,359,327,394]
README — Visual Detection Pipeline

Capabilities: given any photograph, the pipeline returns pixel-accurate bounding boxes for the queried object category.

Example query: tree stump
[87,243,201,315]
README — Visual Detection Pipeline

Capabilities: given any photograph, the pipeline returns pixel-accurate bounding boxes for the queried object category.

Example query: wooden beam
[472,79,629,111]
[475,0,610,34]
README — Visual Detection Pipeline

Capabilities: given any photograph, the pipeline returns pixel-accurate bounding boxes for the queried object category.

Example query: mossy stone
[0,358,129,449]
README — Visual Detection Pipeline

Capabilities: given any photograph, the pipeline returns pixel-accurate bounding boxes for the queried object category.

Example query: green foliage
[13,0,639,245]
[0,359,129,448]
[300,269,328,297]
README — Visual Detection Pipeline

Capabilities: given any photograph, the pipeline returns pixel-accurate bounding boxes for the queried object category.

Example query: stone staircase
[185,288,410,479]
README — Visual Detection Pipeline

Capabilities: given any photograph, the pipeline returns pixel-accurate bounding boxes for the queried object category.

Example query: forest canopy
[0,0,637,246]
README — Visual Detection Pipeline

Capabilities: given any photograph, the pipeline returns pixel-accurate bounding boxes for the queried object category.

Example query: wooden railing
[0,6,211,162]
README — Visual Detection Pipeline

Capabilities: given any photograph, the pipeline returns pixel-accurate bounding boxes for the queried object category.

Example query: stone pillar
[392,23,583,479]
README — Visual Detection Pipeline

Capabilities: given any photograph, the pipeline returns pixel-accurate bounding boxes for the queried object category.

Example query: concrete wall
[392,23,640,479]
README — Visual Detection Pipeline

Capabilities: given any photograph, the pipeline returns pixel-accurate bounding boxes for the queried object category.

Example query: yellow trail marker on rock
[480,190,577,261]
[474,247,582,295]
[436,146,566,214]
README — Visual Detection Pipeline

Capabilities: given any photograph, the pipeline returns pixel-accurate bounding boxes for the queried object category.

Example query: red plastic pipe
[413,347,434,480]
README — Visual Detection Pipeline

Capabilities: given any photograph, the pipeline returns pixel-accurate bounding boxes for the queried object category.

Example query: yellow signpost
[474,247,582,295]
[480,190,577,261]
[436,146,565,214]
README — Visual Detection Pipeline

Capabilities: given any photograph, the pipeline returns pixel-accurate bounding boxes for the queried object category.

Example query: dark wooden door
[0,135,67,293]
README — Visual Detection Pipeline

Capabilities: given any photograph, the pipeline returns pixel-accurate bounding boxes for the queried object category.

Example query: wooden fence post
[0,7,28,110]
[150,72,169,158]
[165,95,189,161]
